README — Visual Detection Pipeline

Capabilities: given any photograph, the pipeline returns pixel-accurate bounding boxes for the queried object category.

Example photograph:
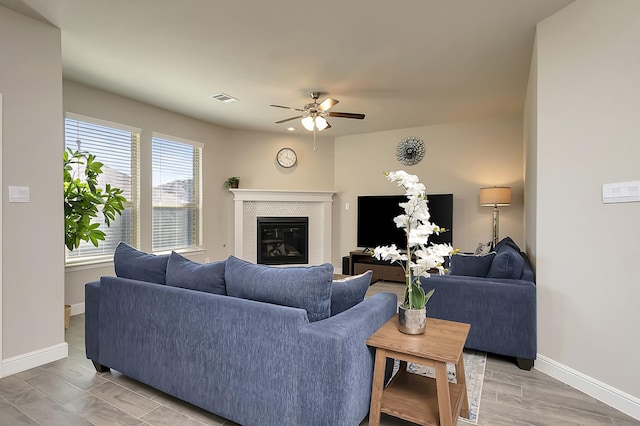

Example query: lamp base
[491,206,499,249]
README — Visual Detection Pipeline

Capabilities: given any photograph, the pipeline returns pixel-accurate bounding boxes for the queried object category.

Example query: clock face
[276,147,297,168]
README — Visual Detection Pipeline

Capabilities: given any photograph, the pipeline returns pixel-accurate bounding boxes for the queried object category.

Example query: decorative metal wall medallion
[396,136,425,166]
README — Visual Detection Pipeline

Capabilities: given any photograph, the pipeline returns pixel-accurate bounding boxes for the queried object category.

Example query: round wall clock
[396,136,425,166]
[276,147,297,168]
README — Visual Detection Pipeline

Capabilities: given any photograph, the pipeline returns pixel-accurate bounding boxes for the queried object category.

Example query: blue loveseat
[420,237,537,370]
[85,245,397,426]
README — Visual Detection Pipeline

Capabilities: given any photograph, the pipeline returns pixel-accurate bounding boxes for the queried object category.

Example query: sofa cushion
[521,256,535,283]
[450,253,496,277]
[114,242,169,284]
[487,246,524,279]
[494,236,521,254]
[331,270,373,316]
[166,252,226,295]
[224,256,333,322]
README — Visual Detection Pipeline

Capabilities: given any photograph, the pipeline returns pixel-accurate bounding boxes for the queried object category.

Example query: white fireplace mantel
[230,189,335,265]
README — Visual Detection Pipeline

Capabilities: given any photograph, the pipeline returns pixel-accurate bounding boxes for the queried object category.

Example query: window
[64,113,140,263]
[152,133,202,252]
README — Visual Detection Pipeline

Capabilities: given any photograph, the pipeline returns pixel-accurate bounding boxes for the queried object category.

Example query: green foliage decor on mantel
[63,148,127,251]
[224,176,240,189]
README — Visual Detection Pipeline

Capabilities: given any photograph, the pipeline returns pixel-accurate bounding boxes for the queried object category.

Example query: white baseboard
[535,354,640,421]
[1,342,68,378]
[70,302,85,316]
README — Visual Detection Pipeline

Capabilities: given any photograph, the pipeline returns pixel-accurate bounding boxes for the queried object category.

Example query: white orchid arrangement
[372,170,455,310]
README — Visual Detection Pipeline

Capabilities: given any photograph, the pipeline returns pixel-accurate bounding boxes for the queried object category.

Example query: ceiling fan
[270,92,365,131]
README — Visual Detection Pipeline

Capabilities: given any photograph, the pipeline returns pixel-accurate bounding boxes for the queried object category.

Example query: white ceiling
[2,0,573,136]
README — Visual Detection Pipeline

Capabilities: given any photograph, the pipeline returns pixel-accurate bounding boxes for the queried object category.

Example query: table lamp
[480,186,511,248]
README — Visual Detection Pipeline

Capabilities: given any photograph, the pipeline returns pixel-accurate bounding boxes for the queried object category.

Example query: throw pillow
[113,242,169,284]
[494,236,521,254]
[166,252,226,295]
[331,270,373,316]
[449,252,496,277]
[224,256,333,322]
[487,246,524,279]
[474,241,492,256]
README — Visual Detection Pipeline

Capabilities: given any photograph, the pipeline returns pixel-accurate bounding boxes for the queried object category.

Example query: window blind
[64,114,140,263]
[152,134,202,252]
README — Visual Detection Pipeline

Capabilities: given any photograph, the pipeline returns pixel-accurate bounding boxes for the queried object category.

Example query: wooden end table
[366,317,471,426]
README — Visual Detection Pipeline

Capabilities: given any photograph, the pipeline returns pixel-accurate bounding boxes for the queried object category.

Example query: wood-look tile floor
[0,282,636,426]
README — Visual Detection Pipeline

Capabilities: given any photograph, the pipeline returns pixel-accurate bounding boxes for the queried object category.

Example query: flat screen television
[357,194,453,250]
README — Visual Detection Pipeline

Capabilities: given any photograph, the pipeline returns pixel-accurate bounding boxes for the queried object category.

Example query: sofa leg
[516,358,534,371]
[91,360,110,373]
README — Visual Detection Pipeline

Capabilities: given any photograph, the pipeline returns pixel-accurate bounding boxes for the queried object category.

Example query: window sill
[65,257,114,272]
[65,247,207,272]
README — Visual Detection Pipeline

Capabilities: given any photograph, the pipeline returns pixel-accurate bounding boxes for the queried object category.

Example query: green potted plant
[224,176,240,189]
[63,148,127,327]
[64,148,127,250]
[372,170,454,334]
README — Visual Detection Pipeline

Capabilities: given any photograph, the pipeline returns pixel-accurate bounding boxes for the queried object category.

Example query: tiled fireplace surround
[230,189,335,265]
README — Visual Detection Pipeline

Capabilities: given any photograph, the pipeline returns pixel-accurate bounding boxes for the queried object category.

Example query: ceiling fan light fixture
[301,115,315,131]
[315,116,328,131]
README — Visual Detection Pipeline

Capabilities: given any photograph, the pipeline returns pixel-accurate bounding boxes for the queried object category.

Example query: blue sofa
[85,245,397,426]
[420,237,537,370]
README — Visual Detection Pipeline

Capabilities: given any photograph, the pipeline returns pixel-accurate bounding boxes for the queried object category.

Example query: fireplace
[257,217,309,265]
[230,189,334,264]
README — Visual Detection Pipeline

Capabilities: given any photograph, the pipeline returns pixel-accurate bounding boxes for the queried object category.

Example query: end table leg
[456,355,470,419]
[435,361,453,426]
[368,349,387,426]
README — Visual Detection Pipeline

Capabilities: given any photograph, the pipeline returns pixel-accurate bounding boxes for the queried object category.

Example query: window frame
[64,112,141,266]
[151,132,203,253]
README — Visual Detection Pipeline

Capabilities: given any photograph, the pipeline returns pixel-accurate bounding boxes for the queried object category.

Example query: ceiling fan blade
[328,111,365,120]
[270,104,304,112]
[318,97,339,111]
[275,116,301,124]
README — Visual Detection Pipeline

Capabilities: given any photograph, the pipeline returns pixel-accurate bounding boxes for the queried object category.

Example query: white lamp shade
[315,116,328,131]
[480,186,511,206]
[301,115,315,131]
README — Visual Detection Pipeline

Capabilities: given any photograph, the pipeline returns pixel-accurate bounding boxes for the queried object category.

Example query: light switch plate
[9,186,30,203]
[602,181,640,204]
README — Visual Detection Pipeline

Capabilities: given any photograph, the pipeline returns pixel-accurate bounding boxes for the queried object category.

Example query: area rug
[391,349,486,425]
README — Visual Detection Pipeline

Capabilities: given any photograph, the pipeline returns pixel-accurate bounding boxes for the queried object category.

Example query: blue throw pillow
[331,270,373,316]
[113,242,169,284]
[166,252,226,295]
[494,236,521,254]
[449,253,496,277]
[487,246,524,279]
[224,256,333,322]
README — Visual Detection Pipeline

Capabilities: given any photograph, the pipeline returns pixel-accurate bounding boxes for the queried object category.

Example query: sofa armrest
[297,292,397,426]
[420,275,536,359]
[84,280,101,361]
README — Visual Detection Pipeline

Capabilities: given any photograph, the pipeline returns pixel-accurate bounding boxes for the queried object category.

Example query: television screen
[357,194,453,250]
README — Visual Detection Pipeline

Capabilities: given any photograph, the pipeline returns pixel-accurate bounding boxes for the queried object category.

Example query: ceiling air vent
[210,93,238,103]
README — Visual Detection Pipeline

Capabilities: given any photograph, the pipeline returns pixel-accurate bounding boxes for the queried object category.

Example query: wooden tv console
[349,250,405,283]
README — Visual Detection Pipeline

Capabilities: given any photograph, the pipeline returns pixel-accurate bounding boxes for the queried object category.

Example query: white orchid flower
[393,214,407,229]
[386,170,419,187]
[372,171,457,308]
[373,245,407,263]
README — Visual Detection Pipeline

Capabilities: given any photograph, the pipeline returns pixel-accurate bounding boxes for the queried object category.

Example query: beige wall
[524,36,538,264]
[333,117,525,268]
[0,6,64,359]
[63,80,336,306]
[534,0,640,400]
